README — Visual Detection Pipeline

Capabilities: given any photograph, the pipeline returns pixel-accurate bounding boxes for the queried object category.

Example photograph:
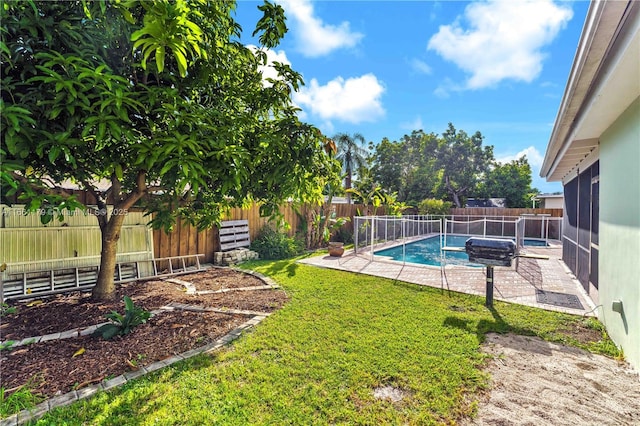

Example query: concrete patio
[298,243,596,316]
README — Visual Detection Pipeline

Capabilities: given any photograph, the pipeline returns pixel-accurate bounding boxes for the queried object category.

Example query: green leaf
[48,146,60,163]
[98,122,106,141]
[120,8,135,24]
[156,46,165,72]
[130,28,147,42]
[174,50,187,77]
[124,295,134,312]
[105,311,124,323]
[115,164,123,180]
[95,324,122,340]
[40,213,53,225]
[50,108,62,120]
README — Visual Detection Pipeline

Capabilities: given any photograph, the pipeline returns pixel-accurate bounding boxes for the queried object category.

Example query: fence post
[354,217,359,254]
[402,218,406,264]
[370,216,375,262]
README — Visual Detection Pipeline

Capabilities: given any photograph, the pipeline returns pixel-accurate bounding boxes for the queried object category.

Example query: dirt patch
[0,267,287,401]
[464,333,640,426]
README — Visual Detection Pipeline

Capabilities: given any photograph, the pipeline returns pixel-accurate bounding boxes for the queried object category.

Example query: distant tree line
[333,123,538,209]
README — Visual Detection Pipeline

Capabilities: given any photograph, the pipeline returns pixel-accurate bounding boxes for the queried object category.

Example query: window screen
[578,169,592,248]
[564,177,578,242]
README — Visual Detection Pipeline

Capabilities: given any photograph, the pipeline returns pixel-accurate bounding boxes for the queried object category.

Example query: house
[465,198,506,208]
[326,196,350,204]
[534,193,564,209]
[541,0,639,371]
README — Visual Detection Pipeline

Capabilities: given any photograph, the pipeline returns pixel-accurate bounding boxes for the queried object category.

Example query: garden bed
[0,267,287,402]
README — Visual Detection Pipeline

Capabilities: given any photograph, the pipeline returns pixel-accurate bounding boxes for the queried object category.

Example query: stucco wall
[599,97,640,371]
[542,197,564,209]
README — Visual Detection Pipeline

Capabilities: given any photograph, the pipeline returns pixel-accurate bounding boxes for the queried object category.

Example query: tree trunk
[305,207,314,249]
[345,170,352,204]
[444,175,463,208]
[92,212,127,301]
[452,192,462,208]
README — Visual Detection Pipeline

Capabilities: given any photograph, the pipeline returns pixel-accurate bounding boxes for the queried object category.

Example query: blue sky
[234,0,590,193]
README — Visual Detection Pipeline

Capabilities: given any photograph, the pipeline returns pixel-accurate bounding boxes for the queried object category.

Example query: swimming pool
[374,235,548,267]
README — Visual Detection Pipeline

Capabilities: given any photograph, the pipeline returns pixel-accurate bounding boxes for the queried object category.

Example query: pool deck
[298,243,596,316]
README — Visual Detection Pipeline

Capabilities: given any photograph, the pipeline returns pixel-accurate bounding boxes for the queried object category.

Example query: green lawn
[31,258,619,425]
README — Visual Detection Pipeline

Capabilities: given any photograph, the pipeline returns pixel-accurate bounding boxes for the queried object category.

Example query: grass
[13,257,620,425]
[0,380,45,418]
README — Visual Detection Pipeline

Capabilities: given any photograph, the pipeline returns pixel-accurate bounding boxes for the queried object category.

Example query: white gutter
[540,0,633,179]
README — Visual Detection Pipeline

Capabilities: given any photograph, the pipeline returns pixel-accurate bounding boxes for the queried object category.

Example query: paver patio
[298,242,596,316]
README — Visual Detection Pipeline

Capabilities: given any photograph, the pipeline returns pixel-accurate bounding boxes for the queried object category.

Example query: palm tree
[333,132,368,204]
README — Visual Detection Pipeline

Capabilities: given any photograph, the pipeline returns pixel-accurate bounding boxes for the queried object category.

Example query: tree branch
[146,185,166,193]
[118,170,147,211]
[10,172,75,199]
[79,179,106,206]
[111,173,122,204]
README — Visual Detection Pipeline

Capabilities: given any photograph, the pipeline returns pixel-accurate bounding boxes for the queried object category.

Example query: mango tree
[436,123,494,208]
[1,0,336,300]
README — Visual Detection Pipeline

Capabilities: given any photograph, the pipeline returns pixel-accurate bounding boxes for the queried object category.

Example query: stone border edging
[1,265,283,425]
[1,266,281,349]
[0,314,269,426]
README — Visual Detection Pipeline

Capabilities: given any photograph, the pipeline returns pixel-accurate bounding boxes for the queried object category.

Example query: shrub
[94,296,151,340]
[417,198,453,216]
[332,227,354,244]
[0,302,17,317]
[250,226,305,260]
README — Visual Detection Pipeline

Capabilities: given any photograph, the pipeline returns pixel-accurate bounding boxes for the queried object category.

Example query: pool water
[374,235,548,267]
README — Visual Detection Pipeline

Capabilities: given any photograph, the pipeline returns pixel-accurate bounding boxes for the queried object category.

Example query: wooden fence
[449,208,563,218]
[152,203,372,263]
[154,205,564,264]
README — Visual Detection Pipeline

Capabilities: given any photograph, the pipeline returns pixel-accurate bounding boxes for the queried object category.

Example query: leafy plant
[94,296,151,340]
[348,186,410,217]
[417,198,453,216]
[0,341,16,352]
[0,302,17,317]
[332,227,354,244]
[381,191,412,216]
[250,226,305,260]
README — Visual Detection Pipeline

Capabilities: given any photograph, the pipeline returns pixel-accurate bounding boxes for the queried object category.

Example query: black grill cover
[465,237,517,267]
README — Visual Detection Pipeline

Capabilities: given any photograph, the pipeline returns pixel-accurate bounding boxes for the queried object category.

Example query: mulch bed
[0,267,288,401]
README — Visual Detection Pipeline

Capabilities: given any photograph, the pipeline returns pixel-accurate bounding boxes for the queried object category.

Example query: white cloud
[496,146,544,168]
[401,116,424,131]
[433,78,463,98]
[427,0,573,89]
[277,0,364,57]
[434,86,450,99]
[293,73,385,123]
[248,45,291,87]
[410,58,432,75]
[429,2,442,22]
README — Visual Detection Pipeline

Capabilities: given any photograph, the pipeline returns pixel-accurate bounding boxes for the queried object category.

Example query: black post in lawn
[485,265,494,308]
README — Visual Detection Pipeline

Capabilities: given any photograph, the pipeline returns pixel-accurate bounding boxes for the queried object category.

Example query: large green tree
[371,130,440,204]
[436,123,493,208]
[1,0,335,300]
[333,132,367,203]
[477,156,537,208]
[372,127,493,207]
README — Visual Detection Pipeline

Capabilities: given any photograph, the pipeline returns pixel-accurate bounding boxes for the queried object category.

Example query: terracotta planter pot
[328,242,345,257]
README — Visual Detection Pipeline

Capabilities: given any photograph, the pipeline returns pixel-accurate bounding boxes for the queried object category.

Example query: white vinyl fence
[352,214,561,266]
[1,205,155,299]
[353,215,443,254]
